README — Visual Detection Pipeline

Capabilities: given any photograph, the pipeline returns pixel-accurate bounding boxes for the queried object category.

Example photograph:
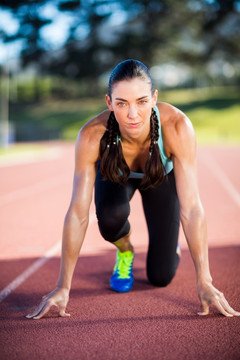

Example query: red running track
[0,142,240,360]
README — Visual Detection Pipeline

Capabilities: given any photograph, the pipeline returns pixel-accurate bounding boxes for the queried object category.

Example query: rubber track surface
[0,142,239,360]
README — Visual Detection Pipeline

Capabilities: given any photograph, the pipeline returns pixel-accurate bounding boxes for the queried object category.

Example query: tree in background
[0,0,239,84]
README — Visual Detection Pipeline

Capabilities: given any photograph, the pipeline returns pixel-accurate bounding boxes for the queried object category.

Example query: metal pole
[0,62,9,148]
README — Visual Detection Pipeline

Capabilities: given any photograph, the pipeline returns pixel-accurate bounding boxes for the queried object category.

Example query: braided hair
[99,108,165,190]
[99,111,130,185]
[140,108,165,189]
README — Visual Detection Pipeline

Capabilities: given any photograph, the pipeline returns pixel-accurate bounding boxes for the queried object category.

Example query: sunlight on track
[1,146,239,304]
[203,153,240,209]
[0,146,62,167]
[0,174,70,206]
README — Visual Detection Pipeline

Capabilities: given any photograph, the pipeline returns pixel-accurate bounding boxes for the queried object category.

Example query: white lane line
[0,212,96,303]
[202,152,240,209]
[0,174,71,207]
[0,242,61,304]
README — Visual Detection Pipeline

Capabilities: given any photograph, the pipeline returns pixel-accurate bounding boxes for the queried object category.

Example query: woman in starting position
[26,59,239,319]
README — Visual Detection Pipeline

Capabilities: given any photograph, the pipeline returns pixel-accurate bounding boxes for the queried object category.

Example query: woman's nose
[128,106,138,119]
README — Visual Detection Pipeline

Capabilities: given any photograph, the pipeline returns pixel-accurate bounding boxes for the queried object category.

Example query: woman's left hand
[197,282,240,317]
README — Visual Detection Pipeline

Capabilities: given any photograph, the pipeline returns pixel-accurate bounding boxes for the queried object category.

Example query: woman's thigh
[94,169,138,242]
[140,171,180,286]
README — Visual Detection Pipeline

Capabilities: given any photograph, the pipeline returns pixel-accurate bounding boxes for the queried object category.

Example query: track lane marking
[0,174,71,207]
[0,212,96,303]
[0,242,61,303]
[202,152,240,209]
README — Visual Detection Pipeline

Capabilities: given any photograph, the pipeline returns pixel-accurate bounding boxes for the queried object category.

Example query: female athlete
[26,59,240,319]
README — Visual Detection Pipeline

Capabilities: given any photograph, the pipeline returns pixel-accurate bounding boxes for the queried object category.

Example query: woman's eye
[139,100,147,105]
[117,102,126,107]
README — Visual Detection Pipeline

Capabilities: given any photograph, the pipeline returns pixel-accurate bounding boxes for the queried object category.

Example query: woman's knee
[147,268,176,287]
[96,203,130,241]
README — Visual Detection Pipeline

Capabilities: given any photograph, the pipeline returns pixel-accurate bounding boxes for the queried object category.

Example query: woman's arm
[163,105,240,317]
[26,123,101,320]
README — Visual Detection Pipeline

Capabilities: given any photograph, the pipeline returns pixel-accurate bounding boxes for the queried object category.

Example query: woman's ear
[152,89,158,107]
[106,94,113,111]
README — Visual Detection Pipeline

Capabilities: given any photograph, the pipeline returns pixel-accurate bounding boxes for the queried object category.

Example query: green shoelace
[113,251,134,279]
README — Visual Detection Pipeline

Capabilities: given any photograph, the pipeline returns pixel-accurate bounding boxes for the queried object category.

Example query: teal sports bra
[129,105,173,179]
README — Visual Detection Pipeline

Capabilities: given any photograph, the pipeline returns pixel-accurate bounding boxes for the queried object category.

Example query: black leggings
[95,169,180,287]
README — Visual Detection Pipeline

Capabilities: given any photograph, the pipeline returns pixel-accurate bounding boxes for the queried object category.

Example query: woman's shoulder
[77,109,110,144]
[75,109,110,161]
[156,102,185,125]
[81,109,110,136]
[156,102,194,135]
[156,102,195,156]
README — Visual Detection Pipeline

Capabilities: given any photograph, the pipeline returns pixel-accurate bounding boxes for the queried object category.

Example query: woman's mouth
[128,122,141,128]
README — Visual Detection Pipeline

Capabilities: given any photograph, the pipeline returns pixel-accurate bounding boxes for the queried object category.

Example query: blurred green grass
[0,142,52,157]
[9,86,240,144]
[161,86,240,144]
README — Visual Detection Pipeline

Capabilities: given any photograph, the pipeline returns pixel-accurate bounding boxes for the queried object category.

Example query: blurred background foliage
[0,0,239,144]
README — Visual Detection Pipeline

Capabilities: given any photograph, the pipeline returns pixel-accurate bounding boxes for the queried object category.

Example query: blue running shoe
[110,250,134,293]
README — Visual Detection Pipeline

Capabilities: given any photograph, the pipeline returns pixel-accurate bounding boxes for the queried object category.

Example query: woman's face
[106,78,158,142]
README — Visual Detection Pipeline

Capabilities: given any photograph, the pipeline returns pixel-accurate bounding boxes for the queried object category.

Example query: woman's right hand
[25,287,70,320]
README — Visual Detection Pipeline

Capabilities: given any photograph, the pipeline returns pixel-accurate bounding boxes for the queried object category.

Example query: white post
[0,62,9,148]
